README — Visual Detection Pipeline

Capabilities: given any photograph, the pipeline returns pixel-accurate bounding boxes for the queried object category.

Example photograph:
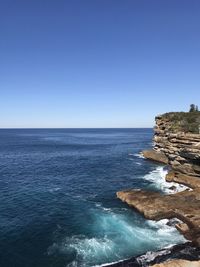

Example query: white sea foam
[143,166,188,193]
[101,207,112,212]
[48,187,61,193]
[133,153,145,159]
[147,219,181,237]
[48,166,188,266]
[48,235,115,267]
[48,208,185,266]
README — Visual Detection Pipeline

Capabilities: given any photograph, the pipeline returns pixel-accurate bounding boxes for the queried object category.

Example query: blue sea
[0,129,185,267]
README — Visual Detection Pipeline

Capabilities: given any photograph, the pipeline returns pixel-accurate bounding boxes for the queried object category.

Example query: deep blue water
[0,129,185,267]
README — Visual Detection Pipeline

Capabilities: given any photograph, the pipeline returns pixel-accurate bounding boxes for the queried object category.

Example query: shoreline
[115,161,200,266]
[102,242,200,267]
[104,163,200,267]
[111,113,200,266]
[103,164,197,267]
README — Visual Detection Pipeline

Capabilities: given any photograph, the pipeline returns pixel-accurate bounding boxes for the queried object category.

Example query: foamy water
[0,128,186,267]
[48,206,185,267]
[50,160,187,266]
[143,166,188,193]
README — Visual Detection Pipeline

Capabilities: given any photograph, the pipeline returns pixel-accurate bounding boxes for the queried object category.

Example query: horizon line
[0,127,153,129]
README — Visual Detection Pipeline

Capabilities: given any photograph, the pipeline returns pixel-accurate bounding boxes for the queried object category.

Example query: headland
[116,110,200,266]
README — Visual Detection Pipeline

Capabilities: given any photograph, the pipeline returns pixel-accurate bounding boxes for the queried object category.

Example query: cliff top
[156,111,200,133]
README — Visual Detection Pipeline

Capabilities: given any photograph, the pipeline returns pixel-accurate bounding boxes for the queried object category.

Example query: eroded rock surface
[142,150,168,164]
[166,171,200,189]
[115,112,200,266]
[152,114,200,177]
[117,189,200,246]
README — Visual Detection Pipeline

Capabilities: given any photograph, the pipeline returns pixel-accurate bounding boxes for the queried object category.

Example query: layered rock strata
[166,171,200,189]
[142,150,168,164]
[152,115,200,176]
[117,188,200,246]
[132,114,200,245]
[115,112,200,266]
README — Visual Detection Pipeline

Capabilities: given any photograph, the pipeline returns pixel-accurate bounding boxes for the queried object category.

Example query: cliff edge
[116,111,200,265]
[153,112,200,177]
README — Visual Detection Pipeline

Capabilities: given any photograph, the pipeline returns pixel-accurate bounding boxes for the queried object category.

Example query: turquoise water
[0,129,185,267]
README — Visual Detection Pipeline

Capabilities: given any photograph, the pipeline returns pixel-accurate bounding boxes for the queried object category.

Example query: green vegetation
[189,104,199,112]
[162,107,200,134]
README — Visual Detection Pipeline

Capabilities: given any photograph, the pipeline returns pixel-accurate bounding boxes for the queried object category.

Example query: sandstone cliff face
[115,112,200,266]
[153,115,200,177]
[118,113,200,246]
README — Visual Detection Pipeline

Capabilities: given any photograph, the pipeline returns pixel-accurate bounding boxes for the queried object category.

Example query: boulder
[142,150,168,164]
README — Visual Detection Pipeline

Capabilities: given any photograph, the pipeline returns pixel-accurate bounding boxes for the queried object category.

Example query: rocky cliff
[115,111,200,266]
[153,113,200,177]
[118,112,200,246]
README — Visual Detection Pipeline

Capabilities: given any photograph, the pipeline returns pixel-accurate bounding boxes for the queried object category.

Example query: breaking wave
[132,153,145,159]
[48,207,185,266]
[143,166,188,193]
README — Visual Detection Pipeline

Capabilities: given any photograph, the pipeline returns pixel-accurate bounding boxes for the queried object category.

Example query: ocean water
[0,129,185,267]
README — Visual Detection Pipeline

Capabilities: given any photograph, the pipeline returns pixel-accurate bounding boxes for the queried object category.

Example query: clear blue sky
[1,0,200,128]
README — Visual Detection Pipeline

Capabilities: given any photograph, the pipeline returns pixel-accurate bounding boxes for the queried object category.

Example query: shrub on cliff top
[189,104,199,112]
[161,111,200,133]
